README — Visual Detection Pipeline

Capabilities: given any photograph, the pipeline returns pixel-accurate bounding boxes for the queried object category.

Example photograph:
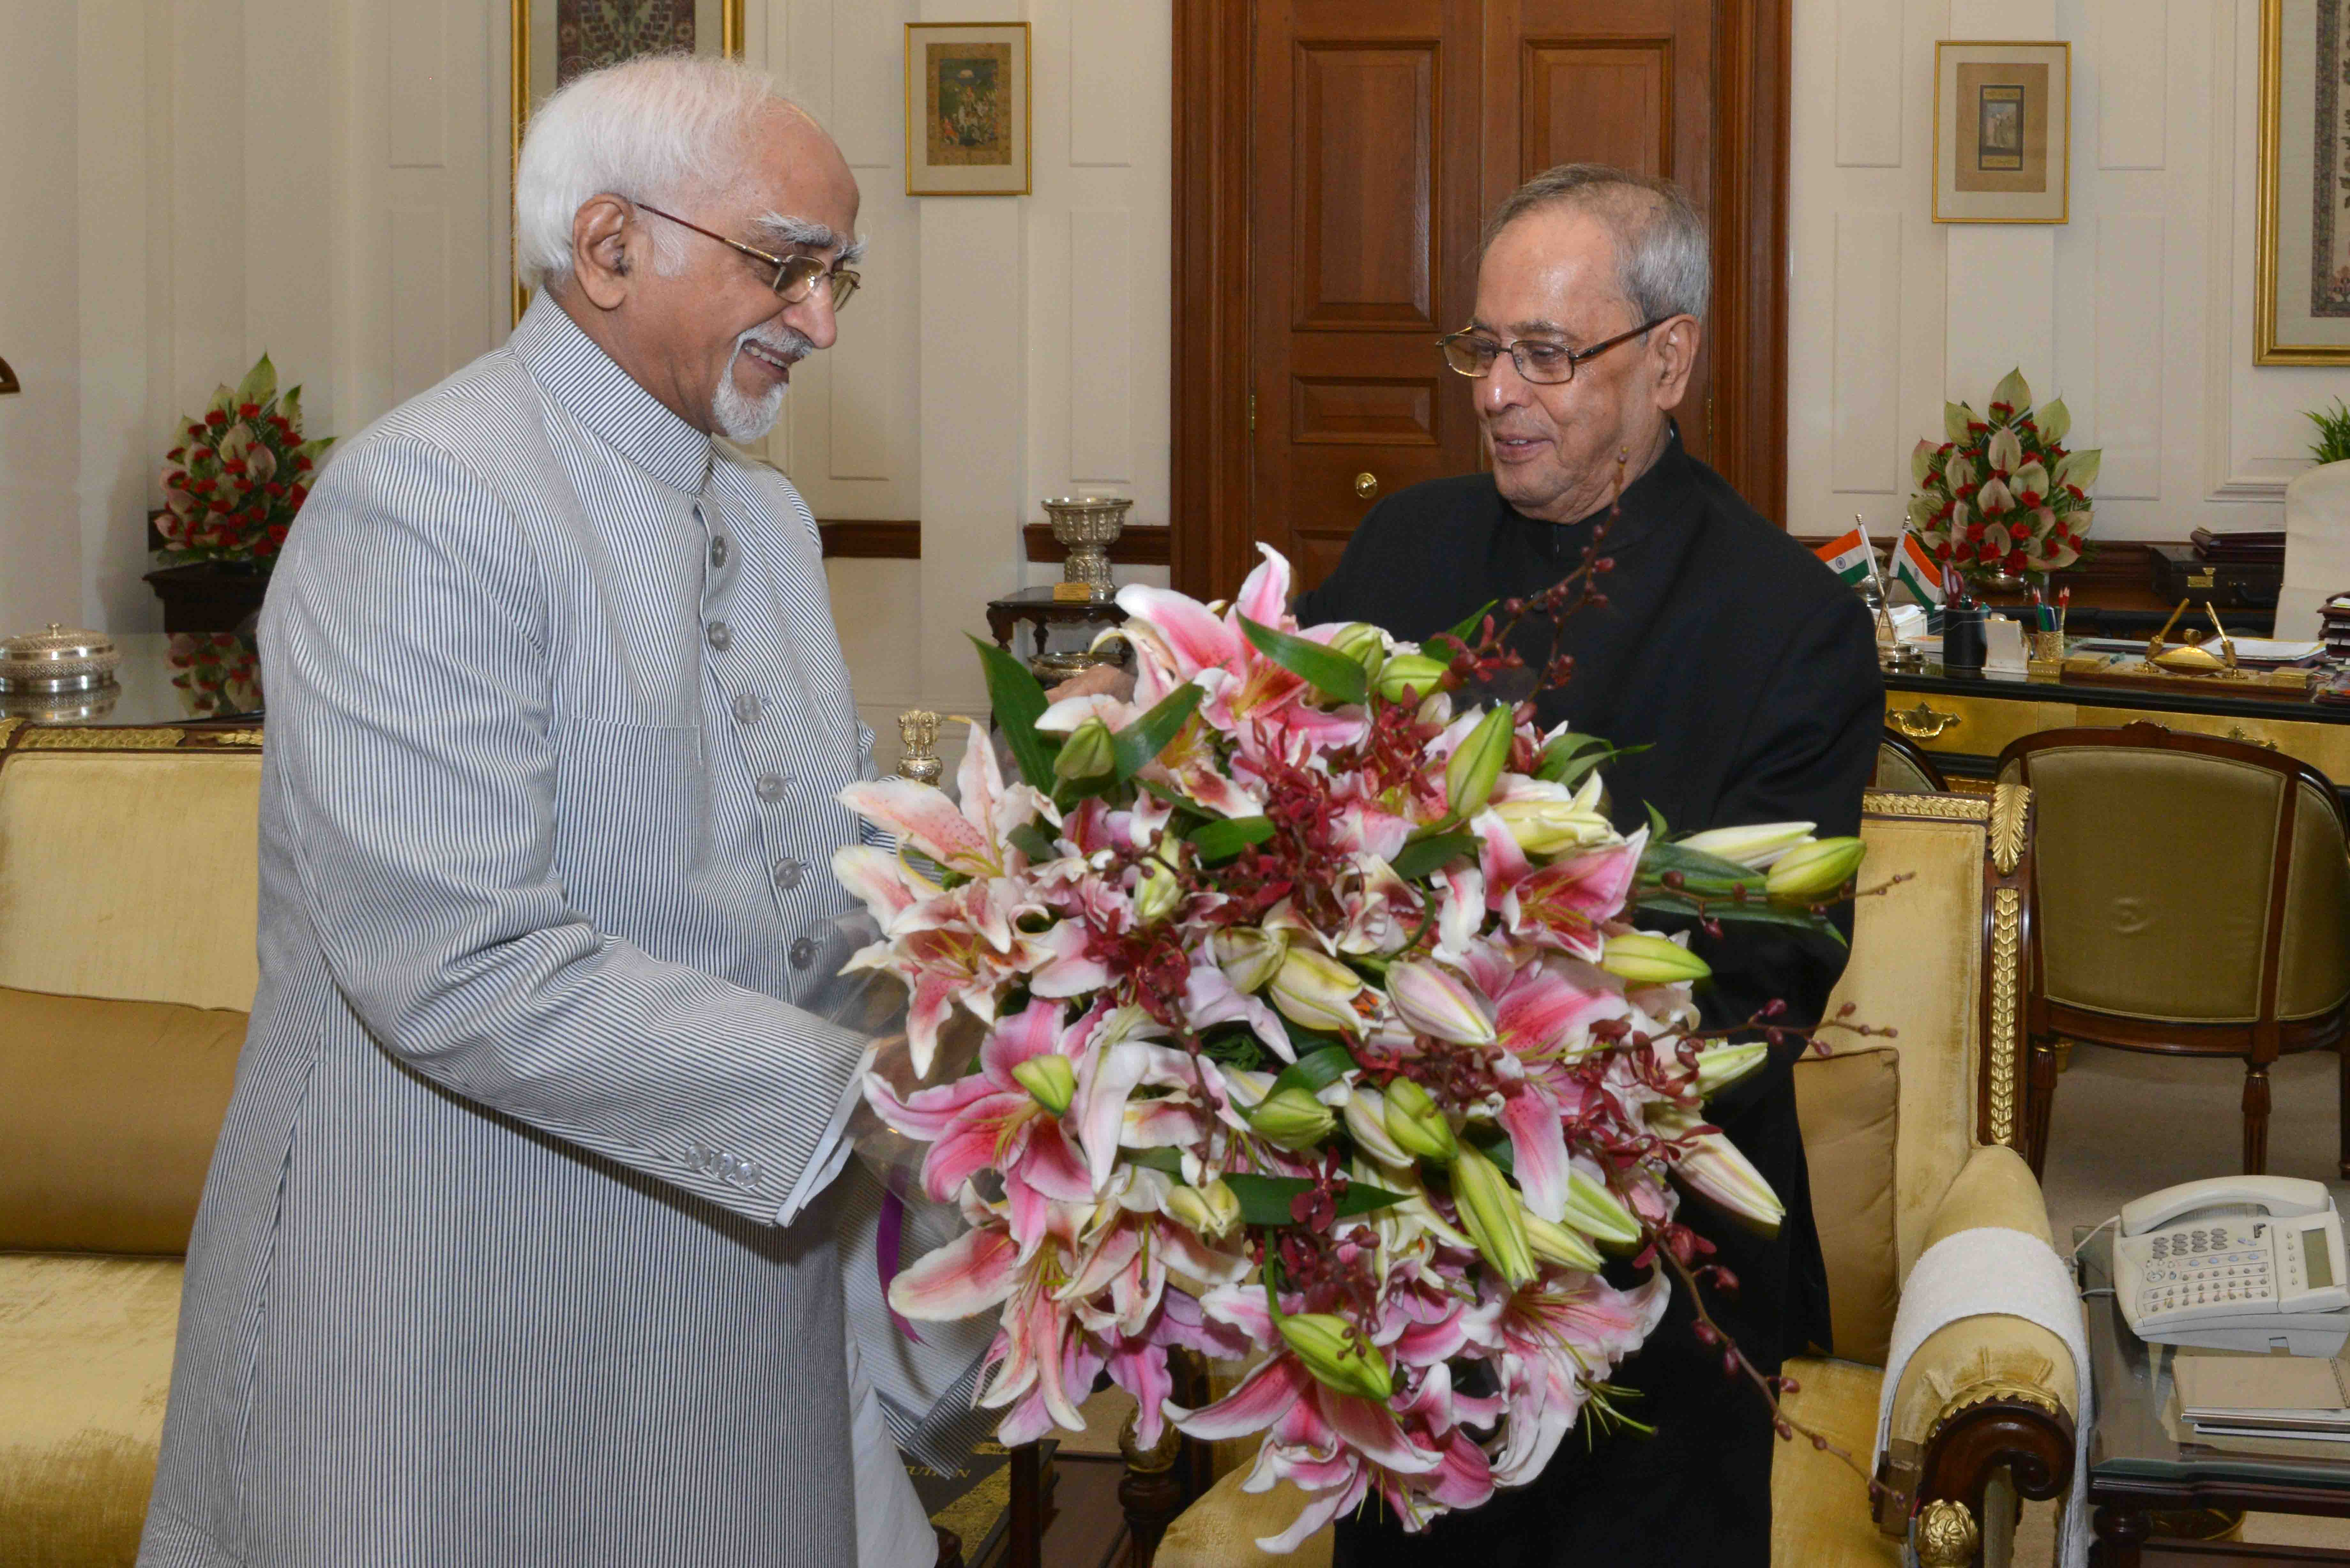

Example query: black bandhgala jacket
[1295,429,1883,1567]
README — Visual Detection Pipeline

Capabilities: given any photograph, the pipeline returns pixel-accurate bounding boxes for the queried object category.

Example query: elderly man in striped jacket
[141,57,934,1567]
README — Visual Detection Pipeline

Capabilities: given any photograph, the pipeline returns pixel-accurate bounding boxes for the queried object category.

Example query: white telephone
[2114,1175,2350,1357]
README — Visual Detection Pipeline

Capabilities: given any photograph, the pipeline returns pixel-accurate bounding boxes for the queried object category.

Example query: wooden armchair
[1131,787,2075,1567]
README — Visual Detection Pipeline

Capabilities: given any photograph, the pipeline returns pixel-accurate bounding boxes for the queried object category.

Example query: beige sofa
[0,724,262,1564]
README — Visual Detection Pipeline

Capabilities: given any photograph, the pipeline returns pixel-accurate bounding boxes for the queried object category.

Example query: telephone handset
[2114,1175,2350,1357]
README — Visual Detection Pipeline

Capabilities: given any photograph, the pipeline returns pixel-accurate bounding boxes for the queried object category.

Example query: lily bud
[1381,1076,1459,1164]
[1373,652,1449,704]
[1277,1312,1394,1402]
[1249,1086,1338,1150]
[1524,1211,1606,1272]
[1164,1178,1241,1240]
[1342,1089,1413,1169]
[1694,1042,1769,1097]
[1270,947,1368,1035]
[1011,1055,1076,1117]
[1052,717,1117,781]
[1445,706,1516,820]
[1493,796,1613,856]
[1674,821,1815,871]
[1560,1169,1643,1248]
[1212,926,1288,994]
[1452,1146,1535,1287]
[1327,622,1388,681]
[1651,1105,1785,1233]
[1134,858,1183,925]
[1599,932,1712,985]
[1387,961,1495,1047]
[1763,836,1865,900]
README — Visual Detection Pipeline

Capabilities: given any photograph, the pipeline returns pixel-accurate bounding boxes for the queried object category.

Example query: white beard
[711,325,809,441]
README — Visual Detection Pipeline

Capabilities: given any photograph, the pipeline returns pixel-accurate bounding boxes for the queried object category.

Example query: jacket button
[732,691,762,724]
[710,535,729,570]
[706,620,731,652]
[773,857,805,890]
[789,937,817,970]
[756,773,786,802]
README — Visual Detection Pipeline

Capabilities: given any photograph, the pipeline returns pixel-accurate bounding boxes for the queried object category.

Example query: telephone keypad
[2136,1225,2278,1320]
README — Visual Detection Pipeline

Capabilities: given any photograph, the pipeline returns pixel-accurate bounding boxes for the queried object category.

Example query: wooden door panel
[1254,0,1483,591]
[1293,44,1438,329]
[1523,41,1673,179]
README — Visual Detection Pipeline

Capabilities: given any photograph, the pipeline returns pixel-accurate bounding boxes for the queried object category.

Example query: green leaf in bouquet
[969,634,1059,788]
[235,353,278,409]
[1111,682,1206,780]
[1126,1147,1186,1176]
[1943,401,1976,443]
[2037,396,2071,445]
[1188,814,1275,862]
[1007,820,1060,865]
[1645,801,1671,841]
[1535,731,1650,788]
[1239,615,1368,705]
[2055,448,2101,491]
[1632,891,1848,945]
[1990,366,2032,415]
[1225,1173,1406,1226]
[1637,839,1767,894]
[1270,1043,1356,1098]
[1390,832,1480,881]
[1428,599,1497,655]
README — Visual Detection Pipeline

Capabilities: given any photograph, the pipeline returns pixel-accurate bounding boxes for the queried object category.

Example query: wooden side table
[984,585,1129,674]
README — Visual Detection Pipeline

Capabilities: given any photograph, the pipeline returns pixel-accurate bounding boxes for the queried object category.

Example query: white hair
[514,55,793,294]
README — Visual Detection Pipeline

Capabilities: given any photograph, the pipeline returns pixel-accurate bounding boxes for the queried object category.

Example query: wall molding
[817,520,921,559]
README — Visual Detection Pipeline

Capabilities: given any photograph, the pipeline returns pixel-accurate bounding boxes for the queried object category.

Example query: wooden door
[1172,0,1791,601]
[1485,0,1716,464]
[1248,0,1485,589]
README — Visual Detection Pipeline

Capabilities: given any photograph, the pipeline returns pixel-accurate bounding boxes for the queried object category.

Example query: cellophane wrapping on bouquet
[828,545,1863,1550]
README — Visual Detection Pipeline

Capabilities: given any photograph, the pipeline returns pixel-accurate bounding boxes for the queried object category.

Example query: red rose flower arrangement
[158,354,333,571]
[1907,367,2101,589]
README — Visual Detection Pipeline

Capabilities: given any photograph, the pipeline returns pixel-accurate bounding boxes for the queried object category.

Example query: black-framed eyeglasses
[633,200,861,311]
[1437,316,1672,385]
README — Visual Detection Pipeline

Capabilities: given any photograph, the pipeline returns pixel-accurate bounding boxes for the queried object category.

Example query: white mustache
[735,325,814,367]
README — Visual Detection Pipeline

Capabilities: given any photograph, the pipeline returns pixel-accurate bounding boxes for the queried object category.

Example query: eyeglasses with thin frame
[632,200,861,311]
[1437,316,1672,385]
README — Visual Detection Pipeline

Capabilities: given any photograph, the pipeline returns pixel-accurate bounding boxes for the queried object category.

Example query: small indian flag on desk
[1892,531,1946,607]
[1812,526,1872,585]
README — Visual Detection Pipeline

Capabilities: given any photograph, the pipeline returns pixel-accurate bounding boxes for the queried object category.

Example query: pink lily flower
[1487,1268,1671,1487]
[1475,814,1647,959]
[838,717,1053,880]
[864,1001,1098,1248]
[843,877,1049,1074]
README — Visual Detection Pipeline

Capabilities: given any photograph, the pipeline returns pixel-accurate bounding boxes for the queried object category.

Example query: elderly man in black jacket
[1297,164,1882,1567]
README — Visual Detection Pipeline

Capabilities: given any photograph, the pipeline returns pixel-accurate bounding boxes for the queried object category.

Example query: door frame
[1168,0,1794,600]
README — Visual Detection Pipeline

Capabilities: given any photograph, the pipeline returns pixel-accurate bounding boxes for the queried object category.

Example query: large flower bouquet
[833,546,1865,1549]
[1907,366,2101,587]
[158,354,333,570]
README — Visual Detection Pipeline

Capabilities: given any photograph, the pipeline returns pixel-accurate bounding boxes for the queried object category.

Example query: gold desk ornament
[896,710,944,787]
[1042,494,1131,600]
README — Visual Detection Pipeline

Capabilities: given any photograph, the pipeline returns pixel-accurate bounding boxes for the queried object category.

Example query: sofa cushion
[0,1253,183,1564]
[1793,1047,1901,1365]
[0,749,262,1013]
[0,986,246,1254]
[1770,1355,1898,1567]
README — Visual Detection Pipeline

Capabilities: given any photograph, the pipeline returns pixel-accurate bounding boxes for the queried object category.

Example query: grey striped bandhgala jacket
[141,295,887,1566]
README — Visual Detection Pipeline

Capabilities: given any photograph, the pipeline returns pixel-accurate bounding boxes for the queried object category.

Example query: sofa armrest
[1872,1145,2079,1538]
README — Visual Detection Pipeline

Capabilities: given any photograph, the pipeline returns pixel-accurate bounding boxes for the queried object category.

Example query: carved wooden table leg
[1007,1442,1045,1568]
[932,1525,963,1568]
[2091,1503,2149,1568]
[2244,1061,2273,1175]
[1118,1404,1187,1567]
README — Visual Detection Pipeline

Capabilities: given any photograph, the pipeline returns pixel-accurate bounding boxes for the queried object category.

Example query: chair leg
[2026,1038,2061,1179]
[2243,1064,2273,1176]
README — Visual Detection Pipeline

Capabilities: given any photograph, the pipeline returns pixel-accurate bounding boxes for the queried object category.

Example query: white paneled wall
[1,0,503,633]
[1791,0,2350,543]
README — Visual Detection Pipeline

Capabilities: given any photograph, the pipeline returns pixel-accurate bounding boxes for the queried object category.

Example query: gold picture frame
[904,22,1032,198]
[508,0,747,322]
[1931,41,2071,224]
[2256,0,2350,363]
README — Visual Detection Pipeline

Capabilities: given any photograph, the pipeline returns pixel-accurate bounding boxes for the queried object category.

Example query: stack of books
[2173,1347,2350,1444]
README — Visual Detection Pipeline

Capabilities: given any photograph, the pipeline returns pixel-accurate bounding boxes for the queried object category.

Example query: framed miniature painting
[2257,0,2350,362]
[904,22,1032,197]
[508,0,746,319]
[1932,41,2071,224]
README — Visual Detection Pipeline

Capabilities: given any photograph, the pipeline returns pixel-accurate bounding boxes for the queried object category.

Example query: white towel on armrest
[1871,1226,2093,1568]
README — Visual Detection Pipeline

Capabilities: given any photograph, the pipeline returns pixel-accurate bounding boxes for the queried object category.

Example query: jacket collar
[511,291,716,495]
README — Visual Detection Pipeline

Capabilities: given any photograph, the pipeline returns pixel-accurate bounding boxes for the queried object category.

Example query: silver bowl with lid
[0,623,123,695]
